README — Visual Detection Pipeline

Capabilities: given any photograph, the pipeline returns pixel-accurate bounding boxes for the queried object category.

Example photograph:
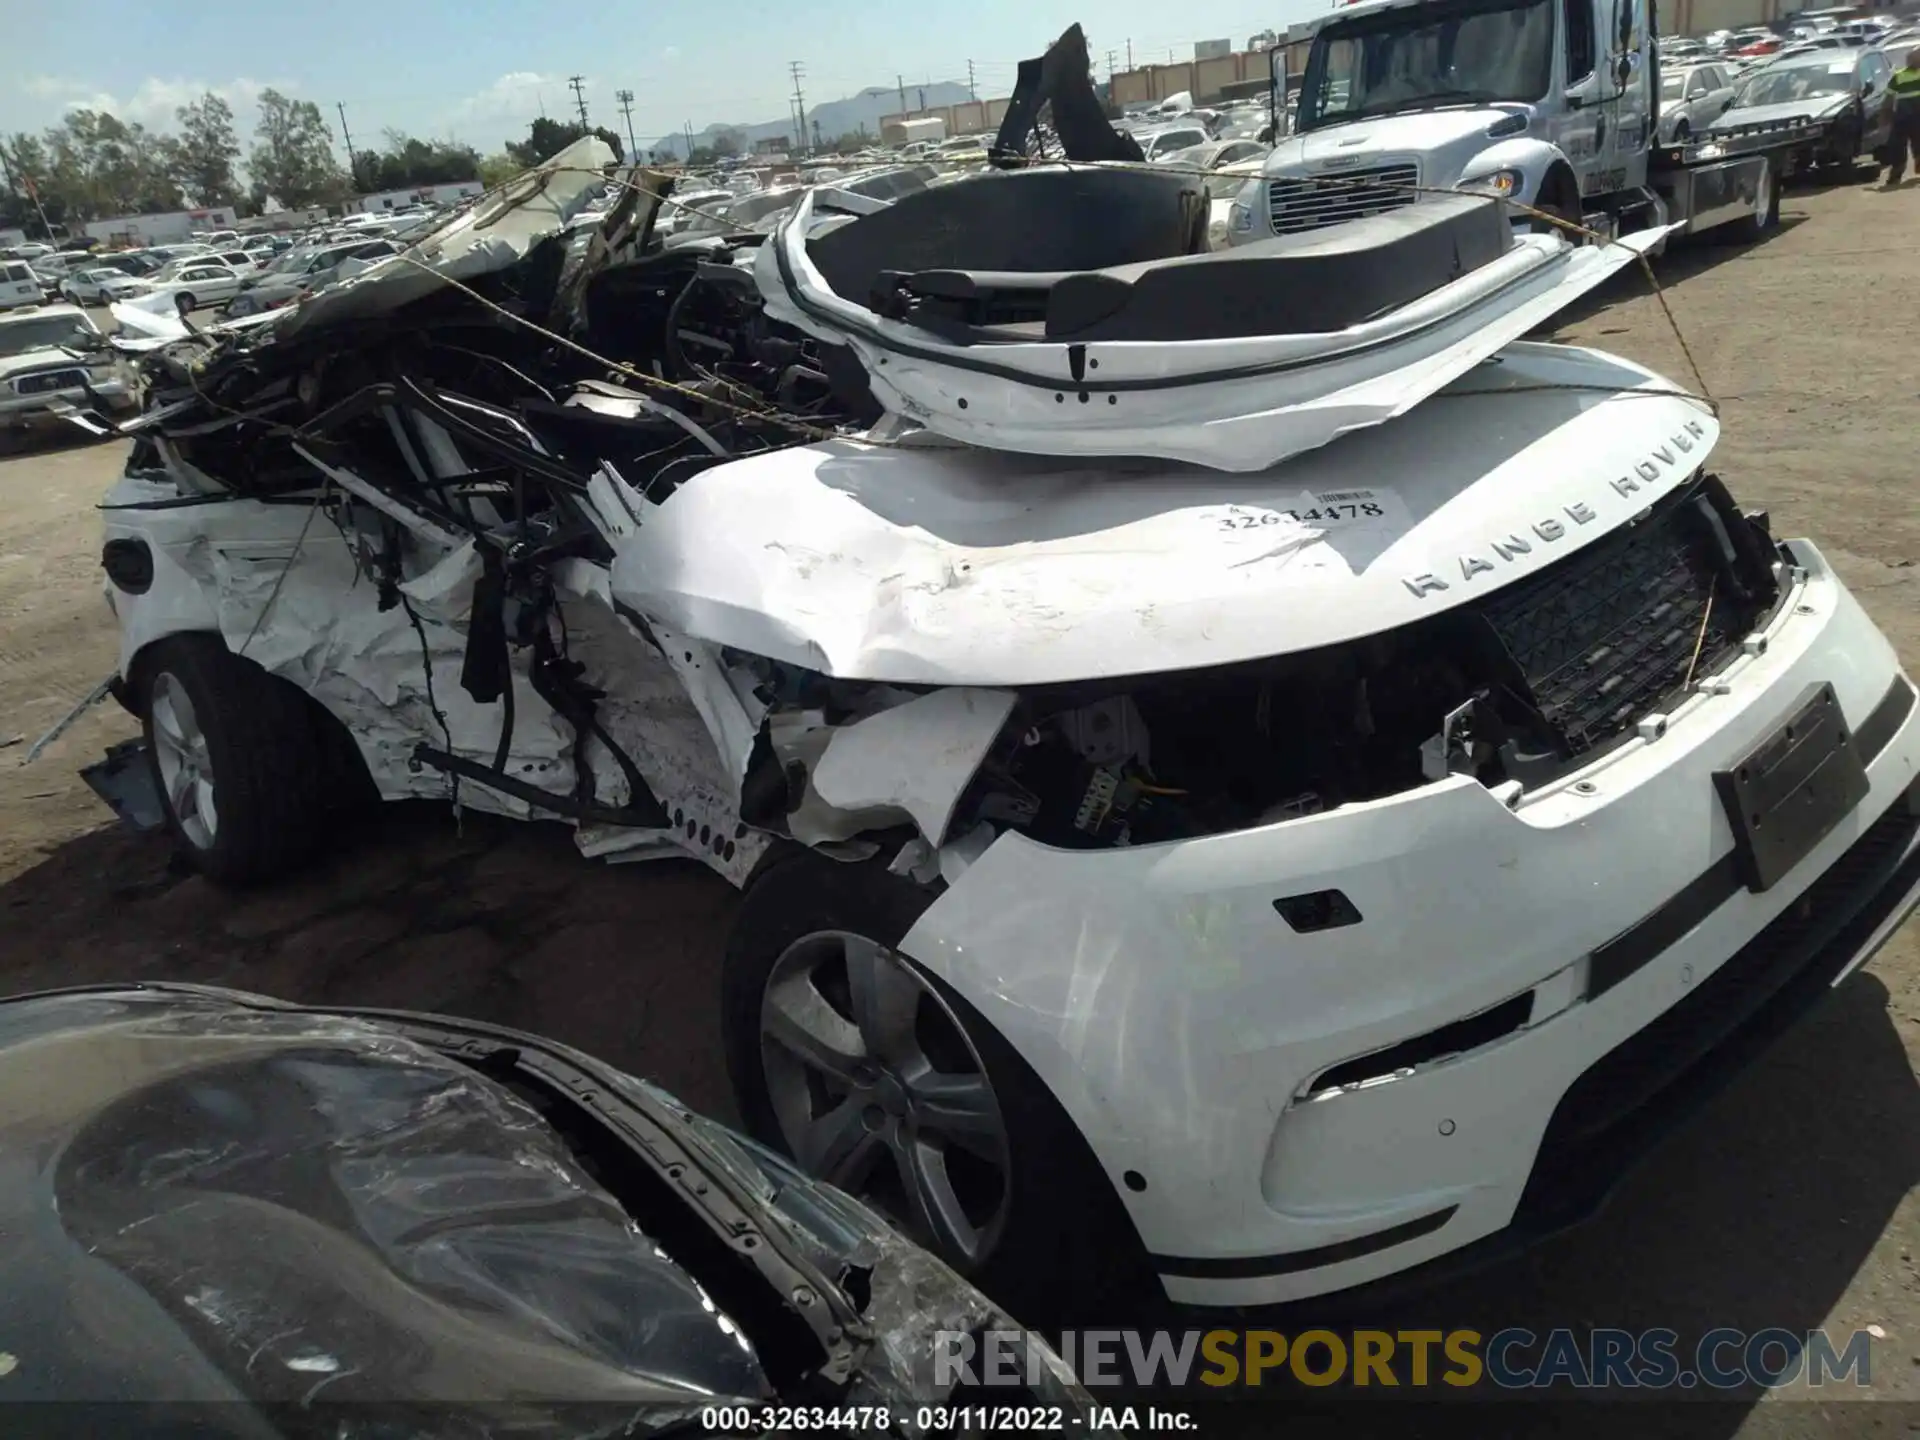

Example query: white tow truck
[1228,0,1822,246]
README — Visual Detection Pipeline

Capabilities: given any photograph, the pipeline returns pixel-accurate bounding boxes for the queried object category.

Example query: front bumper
[902,538,1920,1306]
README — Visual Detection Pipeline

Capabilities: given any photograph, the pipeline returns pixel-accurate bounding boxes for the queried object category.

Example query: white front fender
[1456,138,1573,205]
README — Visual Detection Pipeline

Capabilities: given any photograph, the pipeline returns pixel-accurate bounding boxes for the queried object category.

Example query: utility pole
[568,75,590,128]
[898,75,907,113]
[967,60,978,100]
[0,144,53,241]
[1106,49,1117,79]
[336,102,360,185]
[615,88,637,160]
[684,120,695,159]
[1127,38,1134,69]
[789,60,808,156]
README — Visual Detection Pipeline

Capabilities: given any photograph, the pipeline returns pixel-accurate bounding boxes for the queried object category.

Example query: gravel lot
[1,184,1917,1433]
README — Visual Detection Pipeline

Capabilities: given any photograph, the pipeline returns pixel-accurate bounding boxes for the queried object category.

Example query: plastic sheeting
[0,988,767,1427]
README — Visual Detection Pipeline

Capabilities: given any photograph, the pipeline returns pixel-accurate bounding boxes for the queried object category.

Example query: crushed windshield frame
[1297,0,1557,131]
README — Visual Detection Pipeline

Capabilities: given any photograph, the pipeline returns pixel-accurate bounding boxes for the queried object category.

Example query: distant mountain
[643,80,976,158]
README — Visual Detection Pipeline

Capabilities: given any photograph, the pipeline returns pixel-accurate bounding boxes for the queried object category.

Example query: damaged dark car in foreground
[0,984,1085,1435]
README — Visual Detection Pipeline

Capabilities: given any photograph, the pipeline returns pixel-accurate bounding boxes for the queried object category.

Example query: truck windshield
[1297,0,1556,131]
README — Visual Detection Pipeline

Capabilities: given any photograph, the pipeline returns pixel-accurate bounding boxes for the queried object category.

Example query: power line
[789,60,808,156]
[615,88,637,160]
[568,74,589,128]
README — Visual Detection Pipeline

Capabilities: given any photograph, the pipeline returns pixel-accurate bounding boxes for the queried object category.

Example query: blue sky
[2,0,1322,157]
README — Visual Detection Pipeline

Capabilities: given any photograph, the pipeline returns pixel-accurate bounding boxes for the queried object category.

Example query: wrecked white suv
[73,58,1920,1321]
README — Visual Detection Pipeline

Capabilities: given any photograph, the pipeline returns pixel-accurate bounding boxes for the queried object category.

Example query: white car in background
[60,267,151,305]
[0,304,132,441]
[1658,61,1740,143]
[1,260,44,311]
[135,261,247,315]
[1137,124,1213,161]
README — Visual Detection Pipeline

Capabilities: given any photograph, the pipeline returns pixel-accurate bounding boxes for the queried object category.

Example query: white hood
[1268,108,1520,171]
[609,342,1719,686]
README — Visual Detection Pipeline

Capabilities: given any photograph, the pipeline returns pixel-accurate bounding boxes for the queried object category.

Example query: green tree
[36,110,184,222]
[248,88,347,208]
[477,151,520,188]
[504,117,624,168]
[351,131,481,192]
[173,92,242,205]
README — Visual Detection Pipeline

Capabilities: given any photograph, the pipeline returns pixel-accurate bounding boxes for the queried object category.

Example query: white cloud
[13,75,282,129]
[662,46,681,61]
[447,71,565,124]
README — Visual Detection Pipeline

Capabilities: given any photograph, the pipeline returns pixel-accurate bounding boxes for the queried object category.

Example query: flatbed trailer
[1648,114,1827,238]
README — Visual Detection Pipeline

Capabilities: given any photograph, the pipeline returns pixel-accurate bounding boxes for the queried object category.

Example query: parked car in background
[0,260,43,311]
[90,252,164,277]
[1715,48,1897,171]
[225,239,399,316]
[0,303,132,442]
[1732,29,1786,56]
[1659,61,1740,142]
[5,242,53,261]
[60,267,150,305]
[1153,137,1271,173]
[1137,124,1213,161]
[138,261,248,314]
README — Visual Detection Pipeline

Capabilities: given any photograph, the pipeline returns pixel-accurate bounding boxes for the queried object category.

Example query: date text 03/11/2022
[696,1406,1193,1433]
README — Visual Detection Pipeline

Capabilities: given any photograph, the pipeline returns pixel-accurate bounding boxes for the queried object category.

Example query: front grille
[1267,163,1419,234]
[14,368,87,395]
[1477,480,1775,757]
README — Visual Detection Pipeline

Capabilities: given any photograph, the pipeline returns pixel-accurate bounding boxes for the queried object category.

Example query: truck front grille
[1267,164,1419,234]
[14,368,87,395]
[1476,478,1779,758]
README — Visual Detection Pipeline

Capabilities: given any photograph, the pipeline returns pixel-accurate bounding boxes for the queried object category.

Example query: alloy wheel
[759,930,1012,1266]
[150,672,218,850]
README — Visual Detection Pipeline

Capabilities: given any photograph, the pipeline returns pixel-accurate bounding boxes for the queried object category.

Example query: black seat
[803,167,1208,335]
[853,192,1511,346]
[1042,196,1509,341]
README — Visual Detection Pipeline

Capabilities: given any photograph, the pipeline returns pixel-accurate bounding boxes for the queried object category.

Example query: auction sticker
[1211,487,1406,536]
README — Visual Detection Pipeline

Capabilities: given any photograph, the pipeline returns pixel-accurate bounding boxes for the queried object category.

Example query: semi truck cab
[1228,0,1786,244]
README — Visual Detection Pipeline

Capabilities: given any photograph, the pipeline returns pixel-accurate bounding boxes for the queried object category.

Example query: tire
[175,292,196,315]
[721,847,1160,1325]
[1529,166,1583,240]
[1672,119,1692,144]
[1723,156,1780,243]
[136,634,366,886]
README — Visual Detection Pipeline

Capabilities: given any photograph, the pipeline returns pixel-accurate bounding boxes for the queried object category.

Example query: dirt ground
[3,186,1920,1434]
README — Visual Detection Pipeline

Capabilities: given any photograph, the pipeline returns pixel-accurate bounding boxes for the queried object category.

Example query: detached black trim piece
[1150,1206,1458,1280]
[1586,672,1915,1002]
